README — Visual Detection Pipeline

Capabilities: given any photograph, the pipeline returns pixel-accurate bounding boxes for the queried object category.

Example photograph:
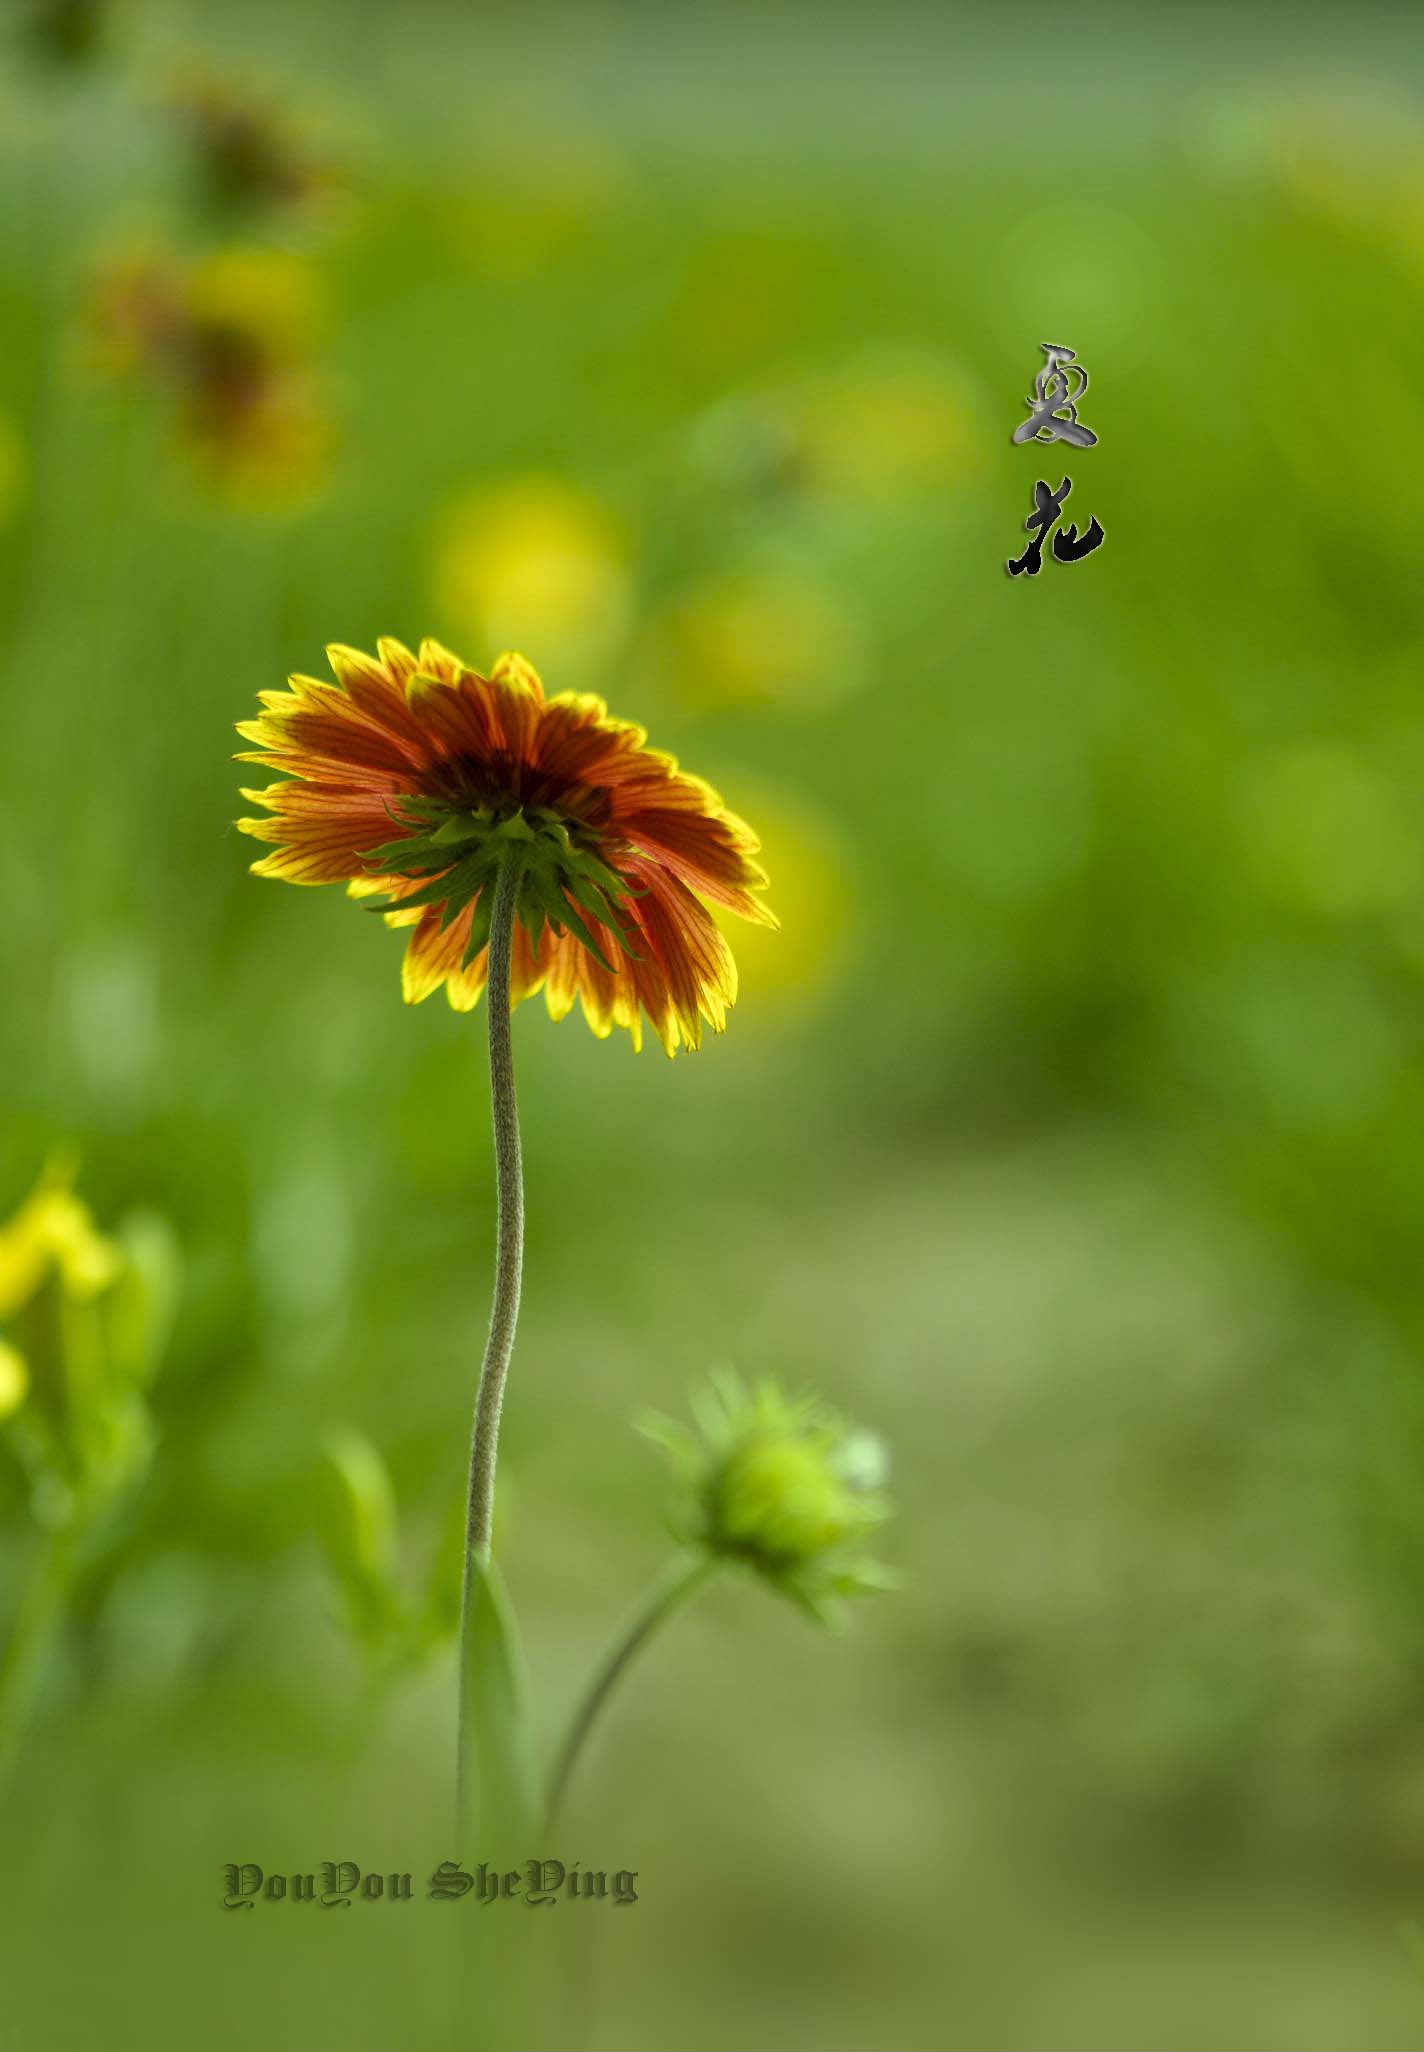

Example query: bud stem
[545,1551,717,1830]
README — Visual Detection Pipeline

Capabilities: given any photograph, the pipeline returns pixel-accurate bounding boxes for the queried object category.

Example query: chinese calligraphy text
[1012,342,1098,448]
[1006,476,1105,578]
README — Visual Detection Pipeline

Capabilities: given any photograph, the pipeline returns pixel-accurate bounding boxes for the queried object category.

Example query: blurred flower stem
[547,1552,717,1828]
[0,1523,75,1795]
[456,849,528,1830]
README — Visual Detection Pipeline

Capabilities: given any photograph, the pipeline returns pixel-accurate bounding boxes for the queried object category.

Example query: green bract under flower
[641,1371,894,1623]
[362,795,640,978]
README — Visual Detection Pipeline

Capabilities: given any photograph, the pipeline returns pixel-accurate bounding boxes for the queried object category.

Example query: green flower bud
[641,1371,894,1624]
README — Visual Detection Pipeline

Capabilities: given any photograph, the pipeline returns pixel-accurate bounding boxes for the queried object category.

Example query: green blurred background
[3,1,1424,2046]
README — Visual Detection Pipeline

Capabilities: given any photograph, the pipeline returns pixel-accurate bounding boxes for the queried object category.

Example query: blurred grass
[3,1,1424,2048]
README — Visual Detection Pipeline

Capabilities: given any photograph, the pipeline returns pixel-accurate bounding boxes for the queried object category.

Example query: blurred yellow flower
[431,477,631,680]
[1198,79,1424,262]
[0,1163,179,1516]
[792,354,978,499]
[85,243,332,506]
[185,245,325,356]
[0,1162,123,1324]
[0,1340,27,1422]
[690,353,979,504]
[652,568,862,711]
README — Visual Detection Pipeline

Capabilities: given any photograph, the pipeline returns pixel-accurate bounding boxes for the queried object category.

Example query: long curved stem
[546,1552,716,1830]
[457,853,526,1829]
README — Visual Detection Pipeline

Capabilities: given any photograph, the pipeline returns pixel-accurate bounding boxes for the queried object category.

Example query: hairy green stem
[0,1525,75,1797]
[457,852,527,1832]
[546,1553,716,1830]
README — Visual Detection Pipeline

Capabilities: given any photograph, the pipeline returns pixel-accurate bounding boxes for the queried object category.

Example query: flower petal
[236,637,774,1048]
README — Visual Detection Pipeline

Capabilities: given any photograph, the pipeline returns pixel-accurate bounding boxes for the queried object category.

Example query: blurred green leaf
[104,1214,182,1387]
[316,1427,404,1652]
[460,1551,541,1852]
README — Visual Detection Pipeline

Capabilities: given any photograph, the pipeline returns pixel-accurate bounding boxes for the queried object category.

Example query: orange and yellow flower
[237,640,775,1053]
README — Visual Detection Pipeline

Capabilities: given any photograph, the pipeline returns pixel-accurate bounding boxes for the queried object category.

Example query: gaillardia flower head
[641,1371,894,1622]
[237,639,775,1053]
